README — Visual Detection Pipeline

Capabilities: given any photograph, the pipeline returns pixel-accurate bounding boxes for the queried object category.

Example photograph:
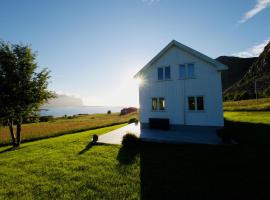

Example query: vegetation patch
[224,98,270,111]
[122,133,140,148]
[0,112,138,146]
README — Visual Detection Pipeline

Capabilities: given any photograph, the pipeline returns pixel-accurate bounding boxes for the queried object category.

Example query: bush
[39,115,54,122]
[107,110,111,114]
[122,133,140,148]
[128,118,138,124]
[92,134,98,143]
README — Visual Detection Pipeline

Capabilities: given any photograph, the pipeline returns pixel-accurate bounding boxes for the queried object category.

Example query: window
[158,66,170,80]
[152,98,158,111]
[179,64,186,79]
[188,96,205,111]
[187,63,195,78]
[159,98,165,110]
[196,96,204,110]
[164,66,171,80]
[158,68,163,80]
[179,63,195,79]
[188,97,195,110]
[151,97,166,111]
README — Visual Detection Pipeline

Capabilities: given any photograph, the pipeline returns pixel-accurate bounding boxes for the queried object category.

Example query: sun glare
[135,76,144,86]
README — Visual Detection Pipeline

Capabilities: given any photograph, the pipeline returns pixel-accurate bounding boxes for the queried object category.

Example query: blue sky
[0,0,269,106]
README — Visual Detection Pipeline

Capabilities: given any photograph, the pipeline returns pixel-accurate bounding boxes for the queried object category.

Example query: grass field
[224,111,270,124]
[224,97,270,111]
[1,124,270,199]
[0,113,137,146]
[0,125,140,199]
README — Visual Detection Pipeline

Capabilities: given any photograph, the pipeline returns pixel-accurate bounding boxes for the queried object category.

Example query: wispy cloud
[239,0,270,23]
[142,0,160,5]
[233,39,270,57]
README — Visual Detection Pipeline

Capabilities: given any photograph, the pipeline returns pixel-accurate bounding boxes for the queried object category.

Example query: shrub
[92,134,98,143]
[128,118,138,124]
[107,110,111,114]
[122,133,140,148]
[39,115,54,122]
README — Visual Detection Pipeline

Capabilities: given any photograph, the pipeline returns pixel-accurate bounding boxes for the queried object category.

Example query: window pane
[179,64,186,79]
[152,98,158,110]
[187,63,195,78]
[188,97,195,110]
[197,96,204,110]
[159,98,165,110]
[158,68,163,80]
[165,66,171,79]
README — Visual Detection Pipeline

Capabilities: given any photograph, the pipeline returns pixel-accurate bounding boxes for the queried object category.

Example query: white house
[134,40,228,130]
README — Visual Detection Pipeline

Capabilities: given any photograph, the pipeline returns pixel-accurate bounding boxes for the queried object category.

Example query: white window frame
[187,95,205,112]
[151,97,166,112]
[157,66,171,81]
[179,63,195,80]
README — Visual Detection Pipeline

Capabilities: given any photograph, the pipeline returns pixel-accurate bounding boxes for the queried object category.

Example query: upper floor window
[158,67,163,80]
[179,64,186,79]
[157,66,170,80]
[187,63,195,78]
[179,63,195,79]
[164,66,171,80]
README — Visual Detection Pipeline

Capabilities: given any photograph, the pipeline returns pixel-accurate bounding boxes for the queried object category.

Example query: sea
[40,106,124,117]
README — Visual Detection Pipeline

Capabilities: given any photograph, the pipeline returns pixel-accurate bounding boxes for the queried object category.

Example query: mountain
[216,56,257,91]
[223,42,270,100]
[43,94,84,108]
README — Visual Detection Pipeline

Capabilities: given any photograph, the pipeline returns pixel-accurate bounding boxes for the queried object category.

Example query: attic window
[158,68,163,80]
[157,66,171,80]
[179,63,195,79]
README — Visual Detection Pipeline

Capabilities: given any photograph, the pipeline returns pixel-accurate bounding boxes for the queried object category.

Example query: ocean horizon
[40,106,125,117]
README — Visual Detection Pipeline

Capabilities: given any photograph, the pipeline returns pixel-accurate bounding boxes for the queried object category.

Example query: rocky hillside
[216,56,257,90]
[224,42,270,100]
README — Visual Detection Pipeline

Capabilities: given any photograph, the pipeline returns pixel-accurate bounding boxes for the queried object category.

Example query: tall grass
[0,112,138,145]
[223,97,270,111]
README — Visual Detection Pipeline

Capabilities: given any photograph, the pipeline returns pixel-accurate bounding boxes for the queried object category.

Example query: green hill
[216,56,257,91]
[224,42,270,100]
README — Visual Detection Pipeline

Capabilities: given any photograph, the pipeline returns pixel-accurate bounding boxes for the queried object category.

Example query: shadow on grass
[78,141,110,155]
[222,119,270,144]
[0,146,25,154]
[118,141,270,199]
[117,145,140,165]
[78,141,95,155]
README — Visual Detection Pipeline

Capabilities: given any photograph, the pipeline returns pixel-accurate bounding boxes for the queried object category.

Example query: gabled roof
[134,40,228,78]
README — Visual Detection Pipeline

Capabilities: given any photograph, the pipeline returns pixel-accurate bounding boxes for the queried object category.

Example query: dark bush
[23,116,39,124]
[92,134,98,143]
[216,128,232,144]
[39,115,54,122]
[122,133,140,148]
[128,118,138,124]
[107,110,111,114]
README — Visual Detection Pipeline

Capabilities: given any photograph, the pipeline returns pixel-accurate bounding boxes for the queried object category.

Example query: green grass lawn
[224,111,270,124]
[1,123,270,199]
[0,124,140,200]
[1,109,270,199]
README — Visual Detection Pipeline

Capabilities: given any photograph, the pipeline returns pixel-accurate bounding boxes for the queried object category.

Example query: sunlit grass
[224,111,270,124]
[0,125,140,199]
[224,98,270,111]
[0,112,138,145]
